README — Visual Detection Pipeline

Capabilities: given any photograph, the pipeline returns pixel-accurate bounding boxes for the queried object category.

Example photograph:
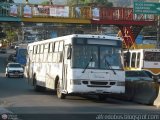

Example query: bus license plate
[96,90,103,93]
[15,72,18,74]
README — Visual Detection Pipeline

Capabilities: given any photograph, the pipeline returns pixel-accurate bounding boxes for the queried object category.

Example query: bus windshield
[72,45,122,69]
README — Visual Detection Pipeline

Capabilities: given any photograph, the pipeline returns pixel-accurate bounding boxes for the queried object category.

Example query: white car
[5,63,24,78]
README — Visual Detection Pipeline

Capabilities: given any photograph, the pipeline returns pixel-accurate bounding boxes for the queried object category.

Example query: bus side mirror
[67,45,72,59]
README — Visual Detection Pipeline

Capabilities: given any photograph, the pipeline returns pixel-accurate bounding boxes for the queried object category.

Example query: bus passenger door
[62,45,71,92]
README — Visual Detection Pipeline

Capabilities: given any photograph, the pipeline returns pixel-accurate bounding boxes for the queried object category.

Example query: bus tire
[98,95,107,101]
[56,80,66,99]
[19,75,24,78]
[21,75,24,78]
[33,75,45,92]
[8,74,10,78]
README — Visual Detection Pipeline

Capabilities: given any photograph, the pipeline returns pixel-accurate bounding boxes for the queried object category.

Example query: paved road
[0,50,160,120]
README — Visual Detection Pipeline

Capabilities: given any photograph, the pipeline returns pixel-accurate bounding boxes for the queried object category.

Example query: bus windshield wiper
[105,59,116,75]
[82,56,93,73]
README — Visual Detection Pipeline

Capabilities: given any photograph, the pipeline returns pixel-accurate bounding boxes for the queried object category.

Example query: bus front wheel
[56,80,66,99]
[98,95,107,101]
[33,75,45,92]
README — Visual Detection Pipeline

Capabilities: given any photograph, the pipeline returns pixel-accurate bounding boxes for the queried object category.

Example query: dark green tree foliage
[68,0,113,7]
[0,26,6,39]
[94,0,113,7]
[0,0,14,3]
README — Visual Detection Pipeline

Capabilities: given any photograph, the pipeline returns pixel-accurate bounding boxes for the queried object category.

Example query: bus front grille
[82,81,116,87]
[90,81,108,85]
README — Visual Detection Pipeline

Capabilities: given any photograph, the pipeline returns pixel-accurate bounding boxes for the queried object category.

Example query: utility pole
[157,16,160,48]
[157,0,160,48]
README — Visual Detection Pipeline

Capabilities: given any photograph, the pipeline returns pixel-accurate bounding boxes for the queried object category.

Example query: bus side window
[58,41,64,62]
[131,53,136,68]
[124,51,130,67]
[136,53,140,68]
[67,45,72,59]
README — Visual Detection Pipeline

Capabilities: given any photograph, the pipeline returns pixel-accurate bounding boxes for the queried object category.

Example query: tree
[93,0,113,7]
[0,0,14,3]
[0,26,6,39]
[41,1,50,5]
[0,23,19,45]
[67,0,113,7]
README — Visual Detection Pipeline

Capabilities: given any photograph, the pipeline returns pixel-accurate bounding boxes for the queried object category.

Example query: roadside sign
[134,2,160,15]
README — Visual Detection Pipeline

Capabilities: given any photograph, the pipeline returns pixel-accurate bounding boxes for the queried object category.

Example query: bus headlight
[117,81,125,86]
[70,79,81,85]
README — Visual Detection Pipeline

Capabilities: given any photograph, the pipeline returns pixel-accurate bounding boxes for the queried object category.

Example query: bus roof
[124,48,160,52]
[27,34,122,46]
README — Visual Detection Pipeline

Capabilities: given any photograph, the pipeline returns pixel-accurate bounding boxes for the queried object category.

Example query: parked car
[0,48,7,53]
[5,63,24,78]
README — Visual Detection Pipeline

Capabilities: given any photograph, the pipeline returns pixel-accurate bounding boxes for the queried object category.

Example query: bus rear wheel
[56,80,66,99]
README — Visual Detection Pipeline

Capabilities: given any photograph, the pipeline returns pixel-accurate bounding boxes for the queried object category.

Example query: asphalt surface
[0,48,160,120]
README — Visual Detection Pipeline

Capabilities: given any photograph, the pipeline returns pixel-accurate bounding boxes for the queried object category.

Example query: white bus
[124,49,160,81]
[25,34,125,99]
